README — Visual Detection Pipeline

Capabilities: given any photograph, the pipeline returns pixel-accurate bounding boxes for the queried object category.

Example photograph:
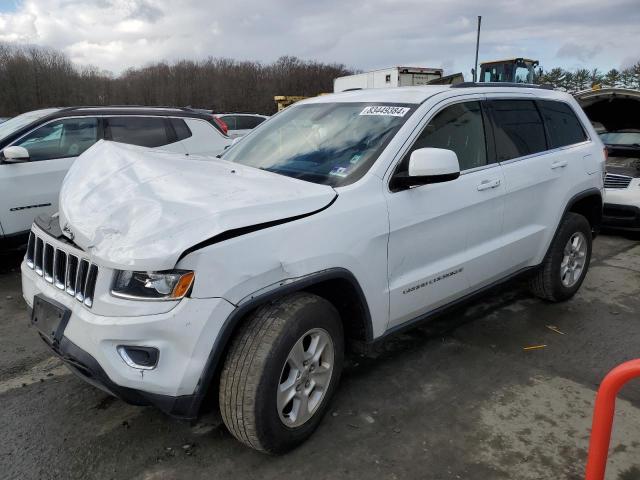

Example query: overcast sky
[0,0,638,76]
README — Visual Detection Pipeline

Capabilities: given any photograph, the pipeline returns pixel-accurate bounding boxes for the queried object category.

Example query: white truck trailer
[333,66,444,93]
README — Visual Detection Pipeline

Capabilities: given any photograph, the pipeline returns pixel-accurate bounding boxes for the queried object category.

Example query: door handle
[551,160,568,169]
[477,179,501,191]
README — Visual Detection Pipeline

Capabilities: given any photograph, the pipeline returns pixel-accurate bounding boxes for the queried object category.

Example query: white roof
[302,85,573,106]
[303,86,452,105]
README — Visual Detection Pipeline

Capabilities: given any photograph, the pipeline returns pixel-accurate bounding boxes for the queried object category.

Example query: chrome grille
[25,230,98,308]
[604,173,632,189]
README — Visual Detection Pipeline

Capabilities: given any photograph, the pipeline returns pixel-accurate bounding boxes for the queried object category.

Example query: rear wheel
[529,212,592,302]
[219,292,343,453]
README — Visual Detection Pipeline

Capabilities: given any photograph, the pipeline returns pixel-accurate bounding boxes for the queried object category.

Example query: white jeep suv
[22,84,605,453]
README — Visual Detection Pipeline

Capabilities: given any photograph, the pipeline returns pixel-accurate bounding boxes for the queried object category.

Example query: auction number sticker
[360,106,410,117]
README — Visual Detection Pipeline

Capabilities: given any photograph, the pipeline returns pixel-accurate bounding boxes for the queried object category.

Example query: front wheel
[219,292,344,453]
[529,212,592,302]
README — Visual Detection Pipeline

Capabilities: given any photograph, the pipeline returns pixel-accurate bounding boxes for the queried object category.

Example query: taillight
[212,116,228,136]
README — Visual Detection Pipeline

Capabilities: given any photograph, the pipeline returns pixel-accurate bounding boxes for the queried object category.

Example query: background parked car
[214,113,269,138]
[576,88,640,233]
[0,106,232,249]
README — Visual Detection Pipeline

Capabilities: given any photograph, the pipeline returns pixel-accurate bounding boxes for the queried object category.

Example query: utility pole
[474,16,482,82]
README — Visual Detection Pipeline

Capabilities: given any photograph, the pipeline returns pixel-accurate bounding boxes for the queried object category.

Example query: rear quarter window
[489,100,547,162]
[537,100,587,148]
[170,118,193,141]
[236,116,265,130]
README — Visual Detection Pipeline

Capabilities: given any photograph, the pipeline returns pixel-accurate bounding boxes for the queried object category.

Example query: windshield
[0,109,59,143]
[599,131,640,147]
[223,102,414,186]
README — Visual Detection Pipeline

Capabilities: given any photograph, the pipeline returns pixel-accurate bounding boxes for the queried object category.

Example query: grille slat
[34,238,44,275]
[26,232,35,268]
[84,265,99,307]
[75,259,89,302]
[66,255,78,296]
[25,230,98,308]
[43,244,54,283]
[53,250,67,290]
[604,173,632,189]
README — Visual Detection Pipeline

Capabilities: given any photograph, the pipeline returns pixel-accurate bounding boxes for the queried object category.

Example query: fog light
[117,345,159,370]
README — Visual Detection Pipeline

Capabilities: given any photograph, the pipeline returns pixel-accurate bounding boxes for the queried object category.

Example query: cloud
[0,0,638,74]
[556,42,602,62]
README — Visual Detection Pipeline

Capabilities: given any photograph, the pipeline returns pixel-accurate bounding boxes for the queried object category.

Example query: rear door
[487,98,587,269]
[104,116,172,148]
[385,97,509,329]
[0,117,100,235]
[104,115,230,157]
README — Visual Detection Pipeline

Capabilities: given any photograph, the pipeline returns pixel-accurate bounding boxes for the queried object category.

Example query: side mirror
[391,147,460,190]
[2,146,30,163]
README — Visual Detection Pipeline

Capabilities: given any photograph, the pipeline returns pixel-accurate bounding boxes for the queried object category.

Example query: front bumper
[22,261,235,419]
[602,203,640,232]
[43,333,202,417]
[603,182,640,232]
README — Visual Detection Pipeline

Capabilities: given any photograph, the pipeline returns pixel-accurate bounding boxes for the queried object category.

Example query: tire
[529,212,592,302]
[219,292,344,453]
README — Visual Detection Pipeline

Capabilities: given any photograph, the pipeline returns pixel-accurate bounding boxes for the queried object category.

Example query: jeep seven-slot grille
[604,173,632,189]
[25,231,98,308]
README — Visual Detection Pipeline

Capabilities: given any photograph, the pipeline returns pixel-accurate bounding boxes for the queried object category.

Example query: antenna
[474,16,482,82]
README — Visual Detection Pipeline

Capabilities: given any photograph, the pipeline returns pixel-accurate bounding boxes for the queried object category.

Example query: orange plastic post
[585,359,640,480]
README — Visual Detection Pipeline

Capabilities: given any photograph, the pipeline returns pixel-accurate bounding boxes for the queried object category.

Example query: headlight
[111,270,195,301]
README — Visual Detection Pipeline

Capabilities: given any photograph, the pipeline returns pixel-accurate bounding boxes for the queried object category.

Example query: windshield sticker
[329,166,350,178]
[360,106,410,117]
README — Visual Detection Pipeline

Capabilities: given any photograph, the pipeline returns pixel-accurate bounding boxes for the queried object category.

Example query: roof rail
[451,82,554,90]
[65,105,201,111]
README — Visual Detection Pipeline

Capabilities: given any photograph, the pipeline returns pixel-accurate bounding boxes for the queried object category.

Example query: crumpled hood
[59,141,337,270]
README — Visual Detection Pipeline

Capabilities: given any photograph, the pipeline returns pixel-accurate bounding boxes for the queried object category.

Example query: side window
[13,117,99,161]
[105,117,169,148]
[537,100,587,149]
[248,116,267,128]
[220,116,237,130]
[489,100,547,161]
[236,116,263,130]
[399,101,488,173]
[169,118,193,141]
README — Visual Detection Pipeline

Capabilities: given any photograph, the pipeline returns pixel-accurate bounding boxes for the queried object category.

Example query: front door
[0,117,100,236]
[385,99,508,329]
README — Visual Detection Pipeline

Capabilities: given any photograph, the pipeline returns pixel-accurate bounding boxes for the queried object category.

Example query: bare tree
[2,42,639,116]
[0,44,352,116]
